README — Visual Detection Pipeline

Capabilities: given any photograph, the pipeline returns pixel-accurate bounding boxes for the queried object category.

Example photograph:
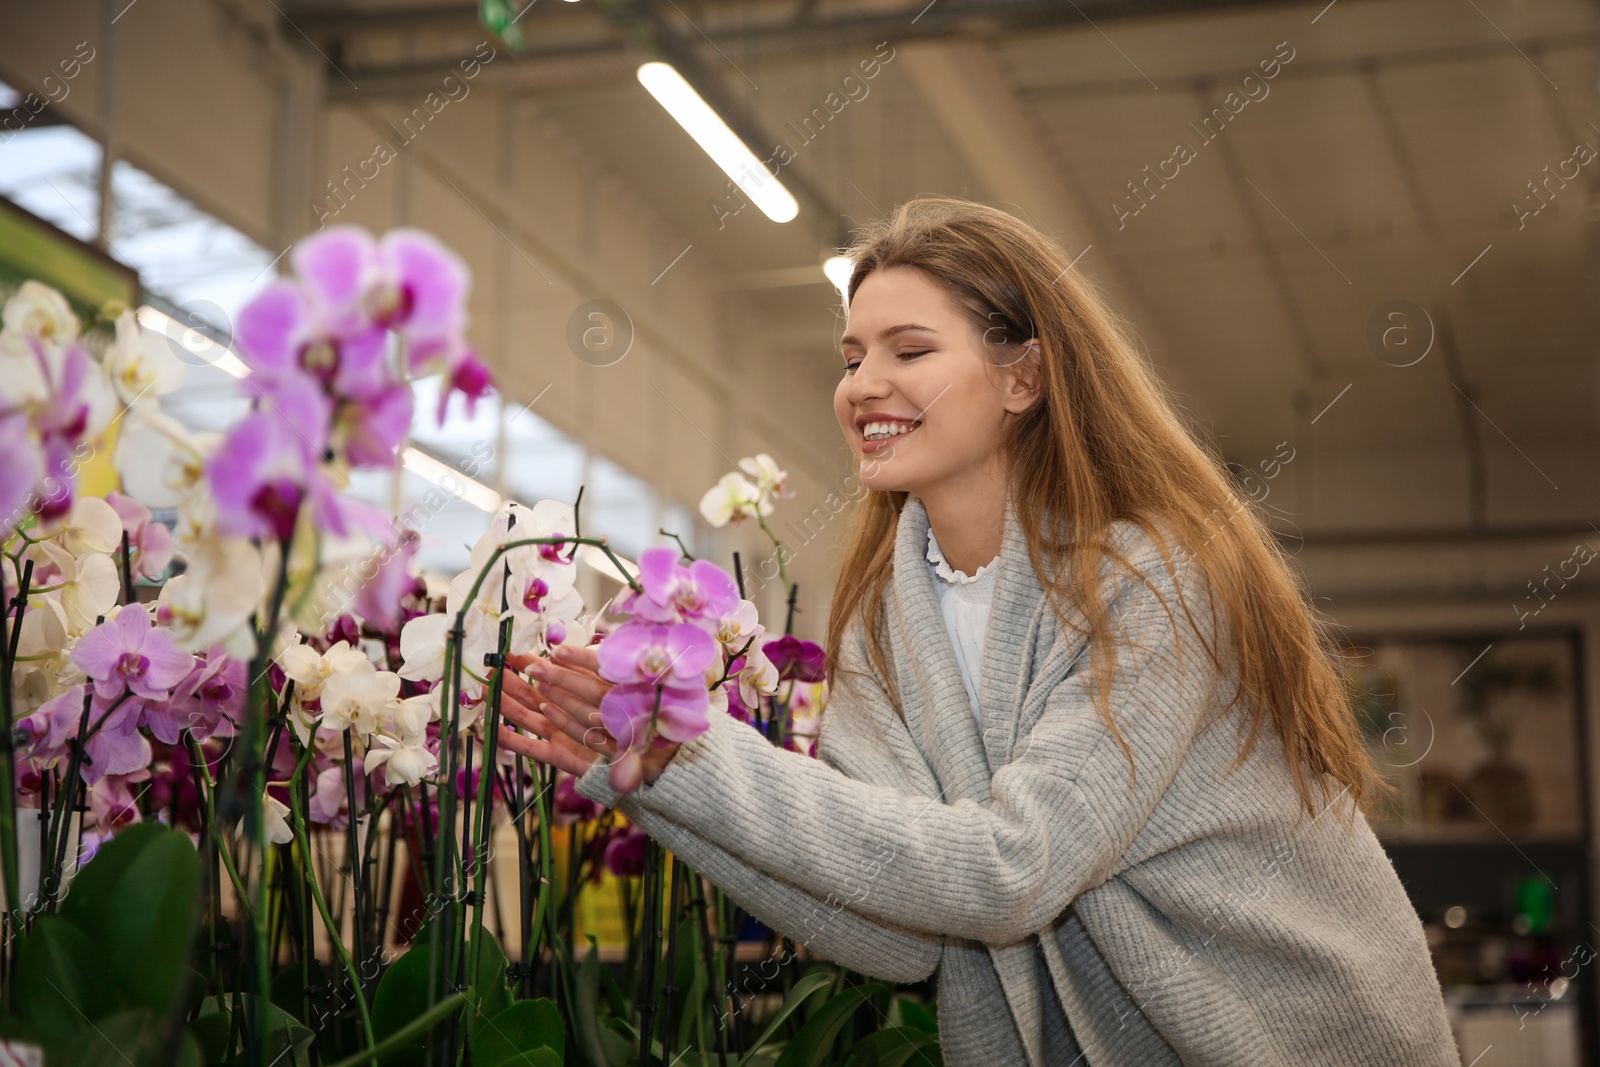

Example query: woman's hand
[494,645,681,787]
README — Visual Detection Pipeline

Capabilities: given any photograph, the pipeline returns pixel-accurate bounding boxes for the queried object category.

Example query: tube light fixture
[637,61,798,224]
[822,255,854,299]
[401,446,503,512]
[136,305,251,379]
[579,543,638,585]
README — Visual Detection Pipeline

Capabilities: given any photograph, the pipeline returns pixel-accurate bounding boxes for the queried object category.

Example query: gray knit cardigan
[576,495,1459,1065]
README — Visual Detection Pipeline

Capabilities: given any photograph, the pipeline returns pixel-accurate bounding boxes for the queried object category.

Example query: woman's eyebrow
[839,323,941,348]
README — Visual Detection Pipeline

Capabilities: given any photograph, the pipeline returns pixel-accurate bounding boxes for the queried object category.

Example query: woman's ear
[1003,338,1044,414]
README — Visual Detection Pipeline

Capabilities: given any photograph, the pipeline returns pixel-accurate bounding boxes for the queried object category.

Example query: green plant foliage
[58,823,203,1017]
[737,971,835,1066]
[837,1027,939,1067]
[772,983,890,1067]
[56,1009,204,1067]
[471,1000,565,1067]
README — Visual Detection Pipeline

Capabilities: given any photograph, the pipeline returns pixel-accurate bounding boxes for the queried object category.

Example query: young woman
[494,197,1459,1065]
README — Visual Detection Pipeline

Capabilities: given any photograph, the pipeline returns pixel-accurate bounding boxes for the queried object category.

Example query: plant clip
[461,890,480,906]
[482,652,506,669]
[505,962,533,982]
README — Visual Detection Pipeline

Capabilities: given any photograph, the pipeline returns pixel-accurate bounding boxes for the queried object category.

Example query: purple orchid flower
[764,634,827,683]
[621,548,741,626]
[438,350,495,424]
[599,682,711,750]
[0,414,41,538]
[352,529,420,634]
[207,375,330,542]
[596,622,717,688]
[234,279,390,401]
[105,491,175,580]
[554,773,603,824]
[338,379,413,469]
[161,649,245,743]
[79,693,150,785]
[603,825,648,878]
[72,606,196,702]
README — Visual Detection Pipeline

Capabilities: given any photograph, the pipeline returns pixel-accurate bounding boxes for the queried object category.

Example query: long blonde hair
[823,196,1387,821]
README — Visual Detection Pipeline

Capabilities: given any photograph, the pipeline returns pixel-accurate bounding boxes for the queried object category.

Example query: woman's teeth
[863,421,917,441]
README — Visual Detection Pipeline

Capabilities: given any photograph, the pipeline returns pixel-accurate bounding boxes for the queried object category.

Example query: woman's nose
[845,351,891,404]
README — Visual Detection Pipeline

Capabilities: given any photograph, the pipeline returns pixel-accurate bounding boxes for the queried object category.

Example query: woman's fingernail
[526,659,546,677]
[554,647,571,661]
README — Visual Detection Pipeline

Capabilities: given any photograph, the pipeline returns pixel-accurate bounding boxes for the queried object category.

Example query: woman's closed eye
[841,350,932,372]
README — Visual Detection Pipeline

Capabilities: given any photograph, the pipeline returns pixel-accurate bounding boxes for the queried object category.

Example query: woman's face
[833,265,1039,496]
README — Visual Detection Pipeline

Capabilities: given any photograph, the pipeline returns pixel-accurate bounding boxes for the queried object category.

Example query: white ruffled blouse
[924,525,998,724]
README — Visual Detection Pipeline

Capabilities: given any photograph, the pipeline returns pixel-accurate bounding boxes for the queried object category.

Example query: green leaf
[258,995,316,1067]
[891,998,937,1036]
[58,823,201,1016]
[736,972,835,1067]
[772,984,890,1067]
[12,915,108,1044]
[55,1008,203,1067]
[466,933,513,1036]
[838,1027,936,1067]
[471,999,564,1067]
[187,998,232,1065]
[371,947,433,1051]
[574,941,614,1067]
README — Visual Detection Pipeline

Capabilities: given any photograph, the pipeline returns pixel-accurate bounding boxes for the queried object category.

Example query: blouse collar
[926,525,999,586]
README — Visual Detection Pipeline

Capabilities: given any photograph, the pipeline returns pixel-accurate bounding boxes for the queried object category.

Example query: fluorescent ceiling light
[822,255,853,298]
[579,543,638,585]
[136,305,251,379]
[401,446,503,512]
[637,61,799,224]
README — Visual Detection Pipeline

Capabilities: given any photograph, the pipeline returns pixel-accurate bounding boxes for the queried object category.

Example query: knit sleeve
[580,531,1227,946]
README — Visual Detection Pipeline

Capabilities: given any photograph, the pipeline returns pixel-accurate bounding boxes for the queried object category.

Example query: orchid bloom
[206,374,332,543]
[105,491,174,580]
[698,472,765,528]
[620,547,739,627]
[71,605,196,702]
[320,661,401,736]
[51,496,123,556]
[263,793,295,845]
[738,453,793,503]
[364,732,438,789]
[114,411,213,511]
[104,308,184,407]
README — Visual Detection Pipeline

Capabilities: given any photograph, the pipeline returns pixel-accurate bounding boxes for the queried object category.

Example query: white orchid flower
[105,309,185,407]
[364,733,438,789]
[263,794,295,845]
[2,281,79,345]
[158,537,263,652]
[738,642,781,707]
[738,453,793,502]
[115,411,215,511]
[53,496,124,556]
[398,613,450,683]
[321,664,401,737]
[393,690,439,741]
[22,541,119,634]
[699,472,766,528]
[715,600,764,656]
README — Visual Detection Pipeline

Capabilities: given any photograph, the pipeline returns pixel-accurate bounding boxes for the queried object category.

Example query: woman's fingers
[507,651,611,707]
[502,672,603,749]
[552,644,603,675]
[500,669,616,757]
[495,724,593,778]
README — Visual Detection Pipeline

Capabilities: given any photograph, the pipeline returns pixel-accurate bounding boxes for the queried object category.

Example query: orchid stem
[289,744,379,1066]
